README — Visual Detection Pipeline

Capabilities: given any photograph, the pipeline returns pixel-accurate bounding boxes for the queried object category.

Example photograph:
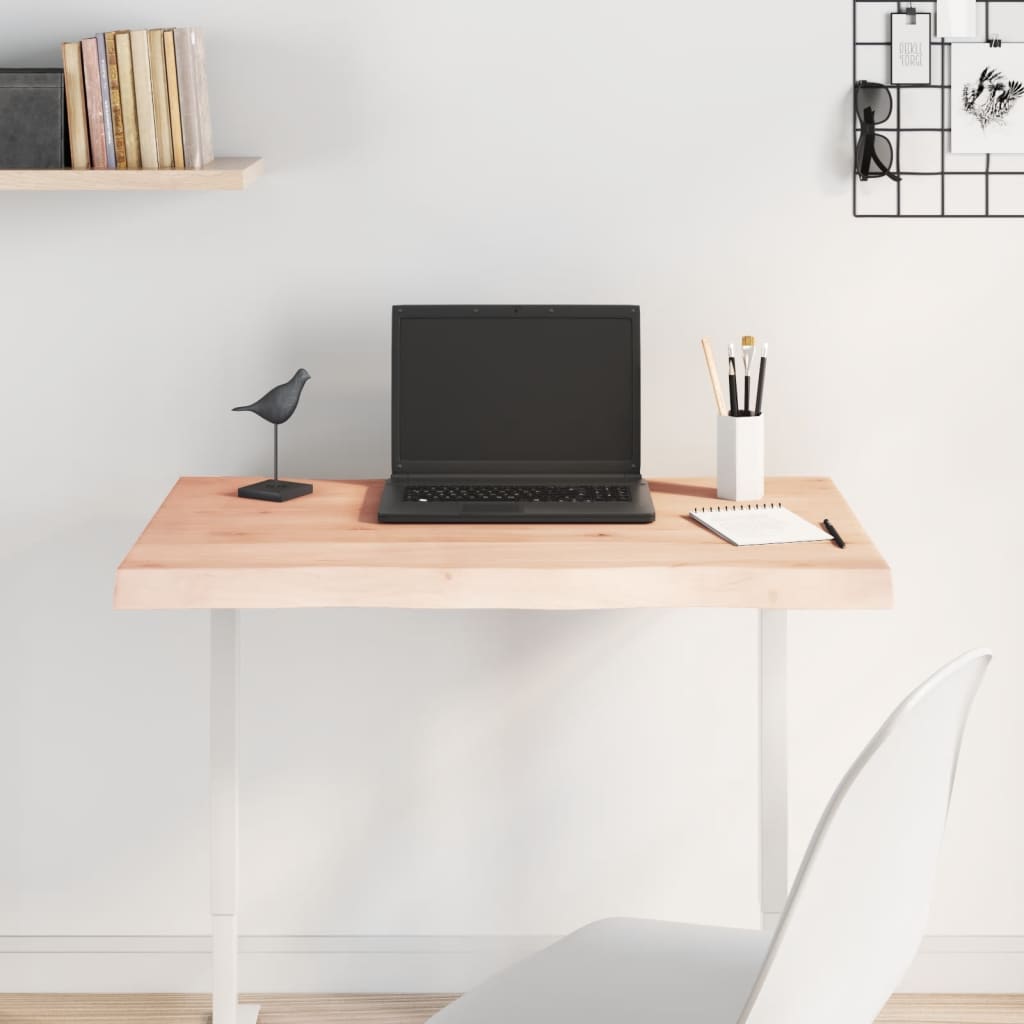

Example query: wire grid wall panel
[854,0,1024,216]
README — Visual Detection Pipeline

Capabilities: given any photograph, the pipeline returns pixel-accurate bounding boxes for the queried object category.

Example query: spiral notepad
[690,503,832,547]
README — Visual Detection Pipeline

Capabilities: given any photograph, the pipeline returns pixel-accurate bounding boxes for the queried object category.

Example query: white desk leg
[210,610,260,1024]
[759,609,788,932]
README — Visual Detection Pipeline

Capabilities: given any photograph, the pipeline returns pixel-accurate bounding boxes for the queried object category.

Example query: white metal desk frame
[206,606,790,1024]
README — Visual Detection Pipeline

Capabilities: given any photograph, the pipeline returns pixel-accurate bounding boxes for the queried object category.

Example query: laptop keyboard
[403,484,633,503]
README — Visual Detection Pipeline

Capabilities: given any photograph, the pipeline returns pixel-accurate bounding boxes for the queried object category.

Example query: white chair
[428,649,992,1024]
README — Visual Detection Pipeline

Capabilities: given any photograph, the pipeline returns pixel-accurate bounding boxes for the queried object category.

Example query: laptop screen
[393,307,639,474]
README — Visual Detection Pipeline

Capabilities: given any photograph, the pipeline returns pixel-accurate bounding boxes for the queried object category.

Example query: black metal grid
[854,0,1024,216]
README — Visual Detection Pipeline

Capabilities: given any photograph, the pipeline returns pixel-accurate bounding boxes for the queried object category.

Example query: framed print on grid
[952,42,1024,153]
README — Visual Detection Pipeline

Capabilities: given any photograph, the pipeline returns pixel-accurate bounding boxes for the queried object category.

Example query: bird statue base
[237,479,314,503]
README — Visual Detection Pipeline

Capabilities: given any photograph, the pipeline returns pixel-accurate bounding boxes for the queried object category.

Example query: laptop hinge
[391,472,643,481]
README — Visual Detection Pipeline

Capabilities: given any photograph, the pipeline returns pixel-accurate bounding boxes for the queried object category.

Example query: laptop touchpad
[464,503,523,514]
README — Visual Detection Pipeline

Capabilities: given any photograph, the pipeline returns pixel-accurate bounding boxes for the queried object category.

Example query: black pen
[728,344,738,416]
[823,519,846,548]
[754,343,767,416]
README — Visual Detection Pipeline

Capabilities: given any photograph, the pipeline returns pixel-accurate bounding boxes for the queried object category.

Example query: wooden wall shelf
[0,156,263,191]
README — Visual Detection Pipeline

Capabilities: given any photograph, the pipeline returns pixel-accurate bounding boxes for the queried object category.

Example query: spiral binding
[692,502,782,513]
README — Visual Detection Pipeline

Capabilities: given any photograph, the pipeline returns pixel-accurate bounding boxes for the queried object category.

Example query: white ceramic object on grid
[717,415,764,501]
[427,648,992,1024]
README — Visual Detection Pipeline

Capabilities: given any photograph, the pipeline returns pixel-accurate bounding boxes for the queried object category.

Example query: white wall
[2,0,1022,994]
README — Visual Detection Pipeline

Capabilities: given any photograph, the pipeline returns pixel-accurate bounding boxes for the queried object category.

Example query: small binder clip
[990,35,1002,47]
[906,5,917,24]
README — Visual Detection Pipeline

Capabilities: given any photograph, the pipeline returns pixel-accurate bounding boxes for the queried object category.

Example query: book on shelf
[93,33,116,168]
[80,37,107,168]
[148,29,174,168]
[49,26,215,170]
[129,30,158,169]
[163,30,185,169]
[61,42,89,169]
[0,70,66,169]
[172,28,199,169]
[191,29,215,168]
[103,32,127,168]
[114,32,141,168]
[174,27,214,169]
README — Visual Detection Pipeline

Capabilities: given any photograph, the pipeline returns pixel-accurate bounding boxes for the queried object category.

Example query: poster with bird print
[952,43,1024,152]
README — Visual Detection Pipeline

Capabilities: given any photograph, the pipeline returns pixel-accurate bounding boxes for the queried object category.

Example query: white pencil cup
[717,415,764,502]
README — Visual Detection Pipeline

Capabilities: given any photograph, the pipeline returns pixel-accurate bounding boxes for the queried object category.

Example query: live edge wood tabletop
[114,477,892,612]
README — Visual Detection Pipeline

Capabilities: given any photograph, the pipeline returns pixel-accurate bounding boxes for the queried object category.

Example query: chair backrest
[739,649,991,1024]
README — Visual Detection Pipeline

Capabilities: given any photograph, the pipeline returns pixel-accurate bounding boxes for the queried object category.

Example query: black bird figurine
[232,368,310,424]
[232,368,313,502]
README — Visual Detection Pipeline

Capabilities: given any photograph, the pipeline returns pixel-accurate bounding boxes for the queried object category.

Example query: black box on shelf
[0,69,66,169]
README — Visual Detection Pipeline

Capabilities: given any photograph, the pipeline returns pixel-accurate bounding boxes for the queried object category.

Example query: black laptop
[377,305,655,524]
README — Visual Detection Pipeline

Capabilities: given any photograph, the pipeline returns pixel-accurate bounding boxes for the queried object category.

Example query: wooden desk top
[114,477,892,611]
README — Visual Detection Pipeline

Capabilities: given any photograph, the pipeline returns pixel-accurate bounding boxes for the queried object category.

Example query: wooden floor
[0,994,1021,1023]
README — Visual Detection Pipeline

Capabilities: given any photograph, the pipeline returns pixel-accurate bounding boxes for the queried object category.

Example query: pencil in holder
[717,415,764,502]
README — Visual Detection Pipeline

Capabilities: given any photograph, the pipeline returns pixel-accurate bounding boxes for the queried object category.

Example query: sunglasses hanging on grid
[855,81,902,182]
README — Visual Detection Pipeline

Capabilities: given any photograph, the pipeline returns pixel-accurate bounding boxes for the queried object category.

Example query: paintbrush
[741,335,756,414]
[754,343,768,415]
[728,344,739,417]
[700,337,727,416]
